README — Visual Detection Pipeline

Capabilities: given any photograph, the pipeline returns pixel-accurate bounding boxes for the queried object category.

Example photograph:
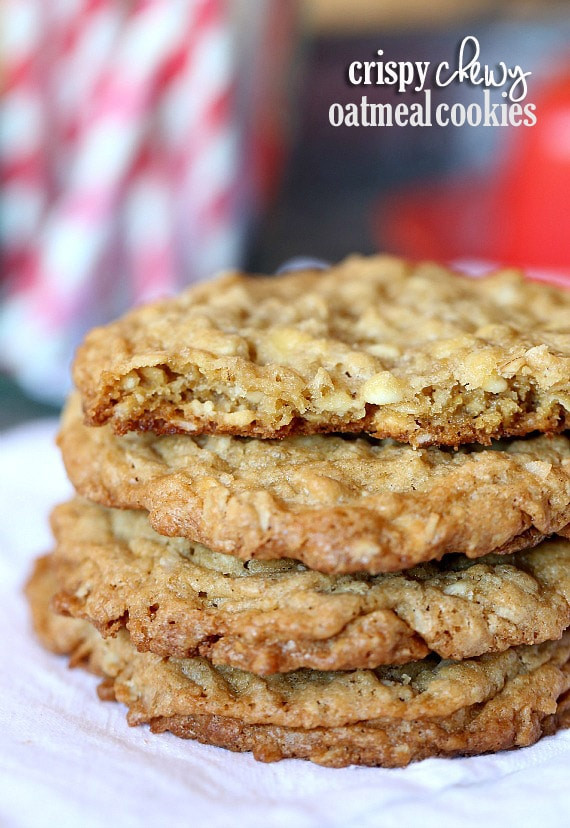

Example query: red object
[376,73,570,276]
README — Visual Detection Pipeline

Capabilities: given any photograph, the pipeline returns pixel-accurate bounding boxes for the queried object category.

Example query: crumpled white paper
[1,420,569,828]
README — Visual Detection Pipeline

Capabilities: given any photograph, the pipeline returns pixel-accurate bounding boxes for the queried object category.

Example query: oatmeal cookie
[59,394,570,573]
[51,499,570,672]
[73,255,570,445]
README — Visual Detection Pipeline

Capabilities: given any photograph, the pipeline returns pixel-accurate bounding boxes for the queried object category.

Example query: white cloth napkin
[1,420,569,828]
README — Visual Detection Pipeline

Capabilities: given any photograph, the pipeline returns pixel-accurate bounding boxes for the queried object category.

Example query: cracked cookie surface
[51,499,570,673]
[27,555,570,767]
[59,394,570,572]
[73,255,570,445]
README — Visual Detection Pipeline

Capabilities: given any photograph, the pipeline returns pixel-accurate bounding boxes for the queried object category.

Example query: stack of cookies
[27,255,570,767]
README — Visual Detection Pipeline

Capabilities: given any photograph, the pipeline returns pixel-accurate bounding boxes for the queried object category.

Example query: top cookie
[73,255,570,445]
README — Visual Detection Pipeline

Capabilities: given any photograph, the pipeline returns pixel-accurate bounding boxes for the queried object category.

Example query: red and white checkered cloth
[0,0,296,400]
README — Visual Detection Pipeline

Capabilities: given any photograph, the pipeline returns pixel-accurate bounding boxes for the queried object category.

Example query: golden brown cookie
[73,255,570,446]
[59,395,570,573]
[26,554,570,768]
[51,499,570,673]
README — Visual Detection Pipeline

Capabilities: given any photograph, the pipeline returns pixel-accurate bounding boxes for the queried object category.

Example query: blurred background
[2,0,570,428]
